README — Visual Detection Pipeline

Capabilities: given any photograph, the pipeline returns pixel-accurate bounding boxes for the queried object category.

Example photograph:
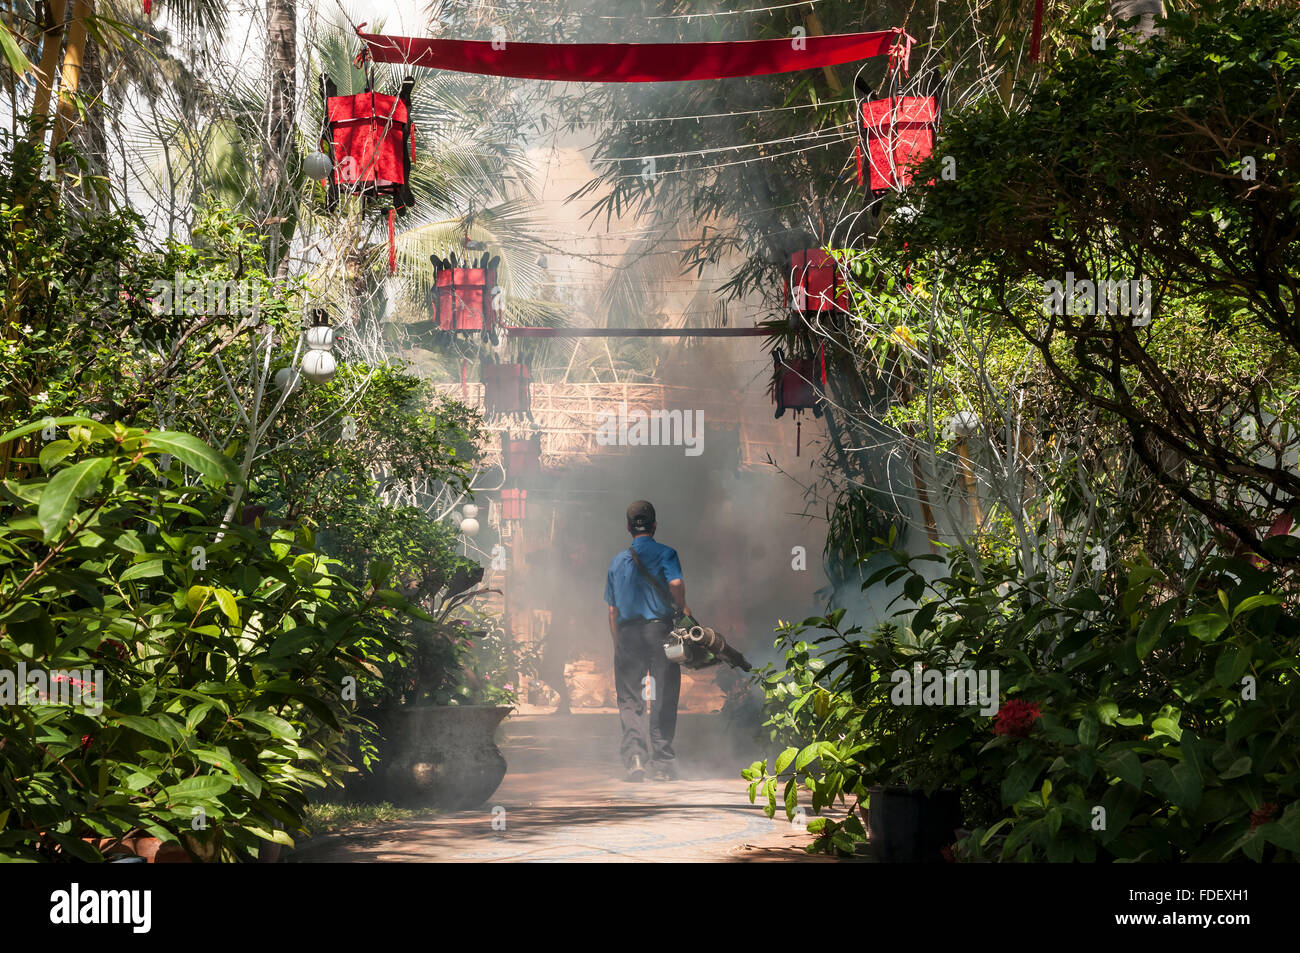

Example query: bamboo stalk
[803,6,843,93]
[50,0,90,148]
[30,0,68,137]
[955,437,985,529]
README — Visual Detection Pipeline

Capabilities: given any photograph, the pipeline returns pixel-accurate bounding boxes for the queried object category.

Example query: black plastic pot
[866,786,963,862]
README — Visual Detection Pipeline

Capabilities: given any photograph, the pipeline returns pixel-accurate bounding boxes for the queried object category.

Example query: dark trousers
[614,620,681,769]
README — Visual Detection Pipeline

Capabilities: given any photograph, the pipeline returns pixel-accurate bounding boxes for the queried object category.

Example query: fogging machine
[626,546,751,671]
[664,619,752,672]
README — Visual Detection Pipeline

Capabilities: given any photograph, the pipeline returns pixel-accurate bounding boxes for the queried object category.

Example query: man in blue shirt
[605,500,691,782]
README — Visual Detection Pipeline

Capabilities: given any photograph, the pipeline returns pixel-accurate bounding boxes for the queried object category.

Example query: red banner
[357,28,909,82]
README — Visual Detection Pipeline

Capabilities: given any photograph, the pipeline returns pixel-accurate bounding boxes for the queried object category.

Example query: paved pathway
[292,711,860,863]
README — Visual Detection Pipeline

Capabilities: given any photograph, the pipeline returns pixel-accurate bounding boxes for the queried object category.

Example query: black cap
[627,500,656,533]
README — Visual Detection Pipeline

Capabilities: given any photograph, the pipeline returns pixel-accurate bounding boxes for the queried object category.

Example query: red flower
[940,844,956,863]
[993,699,1042,738]
[79,734,94,753]
[1249,802,1278,830]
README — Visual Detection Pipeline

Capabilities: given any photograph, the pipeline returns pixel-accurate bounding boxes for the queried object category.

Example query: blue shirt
[605,535,683,624]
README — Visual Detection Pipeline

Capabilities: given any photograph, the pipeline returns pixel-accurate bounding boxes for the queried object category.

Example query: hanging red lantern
[785,249,849,315]
[501,488,527,522]
[771,348,824,419]
[431,252,500,340]
[482,361,531,417]
[322,75,415,207]
[321,74,416,273]
[501,433,542,480]
[858,93,939,192]
[771,347,824,458]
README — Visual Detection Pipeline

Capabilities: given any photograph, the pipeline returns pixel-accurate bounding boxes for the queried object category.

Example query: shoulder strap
[627,546,673,603]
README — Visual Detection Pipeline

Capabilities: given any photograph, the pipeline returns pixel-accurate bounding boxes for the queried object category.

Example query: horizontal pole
[501,326,783,338]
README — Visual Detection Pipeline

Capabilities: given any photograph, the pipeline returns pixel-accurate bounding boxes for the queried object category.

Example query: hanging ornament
[501,488,527,522]
[431,251,501,342]
[303,151,333,181]
[300,311,338,385]
[321,72,417,275]
[501,432,542,481]
[786,249,849,316]
[482,360,531,419]
[274,366,299,393]
[301,349,338,385]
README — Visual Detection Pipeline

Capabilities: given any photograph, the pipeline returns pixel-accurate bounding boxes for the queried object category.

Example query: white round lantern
[304,324,335,349]
[949,411,980,439]
[459,517,480,537]
[462,504,479,520]
[304,152,333,181]
[274,365,299,393]
[301,348,337,384]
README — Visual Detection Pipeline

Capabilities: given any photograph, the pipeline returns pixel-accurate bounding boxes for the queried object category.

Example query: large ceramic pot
[373,705,511,810]
[866,786,963,862]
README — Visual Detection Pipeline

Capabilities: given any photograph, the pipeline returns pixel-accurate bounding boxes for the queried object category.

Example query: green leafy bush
[749,542,1300,861]
[0,420,415,861]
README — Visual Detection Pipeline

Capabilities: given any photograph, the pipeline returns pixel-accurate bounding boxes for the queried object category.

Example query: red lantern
[501,434,542,480]
[501,488,527,522]
[483,362,530,417]
[771,348,824,419]
[322,76,415,210]
[432,253,499,338]
[858,94,938,191]
[785,249,849,315]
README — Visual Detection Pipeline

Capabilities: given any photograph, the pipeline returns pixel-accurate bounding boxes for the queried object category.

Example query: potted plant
[347,562,519,810]
[745,593,989,860]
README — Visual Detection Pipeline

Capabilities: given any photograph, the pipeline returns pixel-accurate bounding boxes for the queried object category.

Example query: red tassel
[819,342,827,388]
[1029,0,1045,63]
[855,142,863,187]
[143,0,151,12]
[387,208,397,274]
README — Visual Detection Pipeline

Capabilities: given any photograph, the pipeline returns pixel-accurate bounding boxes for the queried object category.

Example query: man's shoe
[649,760,678,782]
[626,755,646,782]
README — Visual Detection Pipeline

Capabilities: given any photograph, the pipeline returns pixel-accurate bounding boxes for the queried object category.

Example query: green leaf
[38,440,76,471]
[186,585,211,614]
[1110,750,1142,790]
[910,601,938,633]
[238,710,297,740]
[0,416,95,447]
[1181,612,1229,643]
[1219,756,1252,780]
[139,431,240,485]
[212,588,239,625]
[794,742,825,772]
[1137,601,1176,658]
[1151,716,1182,742]
[115,715,175,745]
[163,775,233,803]
[773,747,798,776]
[37,457,110,540]
[1232,594,1283,619]
[119,558,166,582]
[0,20,35,77]
[1077,715,1099,748]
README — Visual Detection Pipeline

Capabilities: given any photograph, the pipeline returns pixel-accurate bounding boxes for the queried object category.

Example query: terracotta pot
[89,834,194,863]
[372,705,512,810]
